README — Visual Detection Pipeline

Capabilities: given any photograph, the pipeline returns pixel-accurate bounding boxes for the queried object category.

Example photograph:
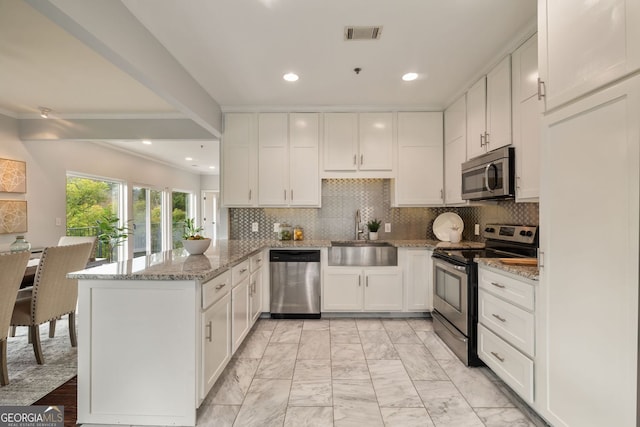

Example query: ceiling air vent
[344,26,382,41]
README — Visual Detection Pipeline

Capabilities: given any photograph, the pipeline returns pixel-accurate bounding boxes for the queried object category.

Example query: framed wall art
[0,200,27,233]
[0,158,26,193]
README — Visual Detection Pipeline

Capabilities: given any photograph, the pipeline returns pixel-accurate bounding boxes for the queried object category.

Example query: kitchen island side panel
[78,279,199,426]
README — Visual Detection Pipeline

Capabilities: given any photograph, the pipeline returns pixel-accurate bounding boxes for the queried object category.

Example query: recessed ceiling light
[283,72,299,82]
[142,140,152,145]
[402,72,418,81]
[209,166,216,169]
[185,157,193,161]
[39,107,51,118]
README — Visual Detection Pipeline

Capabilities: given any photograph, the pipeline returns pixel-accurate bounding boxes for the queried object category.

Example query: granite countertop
[475,258,539,281]
[69,238,485,282]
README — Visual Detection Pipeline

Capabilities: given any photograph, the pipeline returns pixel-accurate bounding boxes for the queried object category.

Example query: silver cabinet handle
[537,78,546,100]
[480,133,485,146]
[353,154,357,165]
[249,189,252,200]
[492,313,506,322]
[360,154,364,165]
[484,131,490,145]
[490,282,505,289]
[290,190,293,200]
[453,265,467,272]
[366,276,369,287]
[284,189,287,200]
[206,321,212,342]
[491,351,504,362]
[358,276,361,287]
[240,268,248,274]
[215,283,226,290]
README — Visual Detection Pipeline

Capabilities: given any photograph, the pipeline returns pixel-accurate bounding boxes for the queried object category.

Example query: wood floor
[33,375,77,427]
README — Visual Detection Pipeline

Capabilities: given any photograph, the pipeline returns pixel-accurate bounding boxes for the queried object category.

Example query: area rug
[0,315,77,405]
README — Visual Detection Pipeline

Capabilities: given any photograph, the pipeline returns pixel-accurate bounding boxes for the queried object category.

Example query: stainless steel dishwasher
[270,250,321,319]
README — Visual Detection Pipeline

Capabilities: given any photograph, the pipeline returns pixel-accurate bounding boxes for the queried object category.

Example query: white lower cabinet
[201,293,231,399]
[323,267,402,312]
[477,265,536,405]
[231,260,251,353]
[249,252,264,324]
[401,248,433,311]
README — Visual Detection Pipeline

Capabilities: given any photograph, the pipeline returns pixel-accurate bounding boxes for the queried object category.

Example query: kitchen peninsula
[70,238,486,426]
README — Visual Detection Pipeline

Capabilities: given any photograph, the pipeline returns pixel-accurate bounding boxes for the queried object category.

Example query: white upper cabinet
[289,113,320,206]
[444,95,467,205]
[358,113,394,170]
[512,34,541,202]
[394,112,443,206]
[466,56,512,160]
[466,77,487,160]
[222,113,257,207]
[323,112,394,177]
[323,112,359,171]
[486,56,512,151]
[538,0,640,111]
[258,113,320,207]
[258,113,289,206]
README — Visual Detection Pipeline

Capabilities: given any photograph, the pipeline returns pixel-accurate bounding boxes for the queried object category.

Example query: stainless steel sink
[328,241,397,266]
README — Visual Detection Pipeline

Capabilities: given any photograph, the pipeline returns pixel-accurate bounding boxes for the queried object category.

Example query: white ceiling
[0,0,537,174]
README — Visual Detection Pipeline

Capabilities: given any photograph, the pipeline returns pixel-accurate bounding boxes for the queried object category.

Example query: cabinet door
[323,113,358,171]
[396,112,444,206]
[222,113,257,206]
[231,278,251,353]
[323,268,362,311]
[466,77,487,159]
[485,56,512,151]
[358,113,393,170]
[512,35,541,202]
[250,269,262,324]
[363,268,403,311]
[403,249,433,312]
[258,113,289,206]
[290,113,320,206]
[444,95,467,205]
[201,293,231,399]
[538,0,640,111]
[539,75,639,427]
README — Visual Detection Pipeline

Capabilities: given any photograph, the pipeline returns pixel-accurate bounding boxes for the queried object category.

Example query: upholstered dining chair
[0,251,31,386]
[10,243,93,364]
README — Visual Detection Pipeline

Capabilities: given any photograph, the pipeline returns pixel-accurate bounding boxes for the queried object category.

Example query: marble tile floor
[197,318,543,427]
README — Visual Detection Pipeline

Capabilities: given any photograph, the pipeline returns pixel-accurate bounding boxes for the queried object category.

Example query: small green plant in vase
[182,218,211,254]
[367,218,382,240]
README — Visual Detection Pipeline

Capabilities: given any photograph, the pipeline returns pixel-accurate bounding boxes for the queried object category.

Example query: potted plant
[366,218,382,240]
[182,218,211,255]
[96,213,131,262]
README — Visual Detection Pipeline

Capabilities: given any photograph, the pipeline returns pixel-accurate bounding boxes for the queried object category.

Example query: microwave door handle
[484,163,496,192]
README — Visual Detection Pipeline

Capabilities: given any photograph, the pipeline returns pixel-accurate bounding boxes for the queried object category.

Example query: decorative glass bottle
[10,235,31,253]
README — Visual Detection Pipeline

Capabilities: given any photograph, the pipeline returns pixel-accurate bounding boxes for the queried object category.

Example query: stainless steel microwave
[461,146,515,201]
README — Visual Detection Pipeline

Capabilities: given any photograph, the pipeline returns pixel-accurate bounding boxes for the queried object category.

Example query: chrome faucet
[355,209,363,240]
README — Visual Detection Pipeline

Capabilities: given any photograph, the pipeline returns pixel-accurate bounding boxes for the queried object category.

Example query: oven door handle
[484,163,496,193]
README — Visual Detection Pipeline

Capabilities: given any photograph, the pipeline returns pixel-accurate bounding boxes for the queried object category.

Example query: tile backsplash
[229,179,538,241]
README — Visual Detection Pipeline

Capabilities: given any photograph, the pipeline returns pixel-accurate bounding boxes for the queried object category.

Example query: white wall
[0,113,202,251]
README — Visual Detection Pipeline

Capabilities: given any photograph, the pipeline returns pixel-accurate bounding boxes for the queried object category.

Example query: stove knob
[519,230,527,236]
[526,230,533,237]
[485,227,495,233]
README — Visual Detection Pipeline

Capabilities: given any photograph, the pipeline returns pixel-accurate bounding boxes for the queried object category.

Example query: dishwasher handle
[270,250,320,263]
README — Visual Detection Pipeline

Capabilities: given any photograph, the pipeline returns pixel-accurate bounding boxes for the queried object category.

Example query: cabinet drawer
[478,323,534,404]
[479,290,534,357]
[232,259,250,286]
[478,267,535,311]
[250,252,264,272]
[202,270,231,309]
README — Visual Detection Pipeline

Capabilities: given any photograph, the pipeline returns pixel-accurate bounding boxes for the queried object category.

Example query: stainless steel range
[431,224,538,366]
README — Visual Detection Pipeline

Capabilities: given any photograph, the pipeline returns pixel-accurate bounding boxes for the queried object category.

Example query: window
[66,174,125,260]
[172,190,195,248]
[132,187,163,257]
